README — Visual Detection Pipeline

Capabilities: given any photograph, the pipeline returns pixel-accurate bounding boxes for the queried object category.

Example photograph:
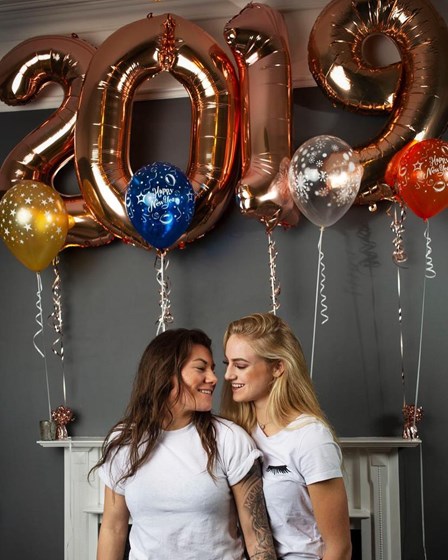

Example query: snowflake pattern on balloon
[288,135,364,228]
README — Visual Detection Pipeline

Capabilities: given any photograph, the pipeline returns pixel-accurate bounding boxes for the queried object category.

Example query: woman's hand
[231,461,277,560]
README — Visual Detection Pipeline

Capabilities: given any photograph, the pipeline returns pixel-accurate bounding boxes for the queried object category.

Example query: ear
[272,360,285,378]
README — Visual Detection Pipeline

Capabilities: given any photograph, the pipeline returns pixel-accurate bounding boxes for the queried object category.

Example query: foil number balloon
[75,13,239,250]
[225,2,300,231]
[0,35,113,248]
[308,0,448,205]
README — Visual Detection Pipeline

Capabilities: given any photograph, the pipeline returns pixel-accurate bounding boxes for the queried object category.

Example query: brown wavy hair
[91,328,218,483]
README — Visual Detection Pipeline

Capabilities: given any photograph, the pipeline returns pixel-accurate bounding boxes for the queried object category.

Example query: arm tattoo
[241,461,276,560]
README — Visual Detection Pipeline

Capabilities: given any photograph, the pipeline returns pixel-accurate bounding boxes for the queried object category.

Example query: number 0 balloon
[75,13,239,249]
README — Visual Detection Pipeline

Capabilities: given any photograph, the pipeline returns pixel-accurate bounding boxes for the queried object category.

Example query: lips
[198,389,213,395]
[231,383,244,390]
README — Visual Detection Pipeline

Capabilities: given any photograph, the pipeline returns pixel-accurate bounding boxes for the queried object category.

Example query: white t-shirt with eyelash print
[99,417,261,560]
[252,415,342,559]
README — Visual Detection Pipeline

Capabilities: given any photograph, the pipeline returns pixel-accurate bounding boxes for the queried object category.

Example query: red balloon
[384,140,418,192]
[397,139,448,220]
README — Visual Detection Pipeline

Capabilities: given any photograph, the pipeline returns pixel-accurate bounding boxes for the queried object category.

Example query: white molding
[37,435,421,448]
[0,0,326,112]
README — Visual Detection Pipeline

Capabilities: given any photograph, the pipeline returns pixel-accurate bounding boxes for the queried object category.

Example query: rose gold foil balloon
[224,2,300,231]
[308,0,448,205]
[0,35,114,248]
[75,14,239,249]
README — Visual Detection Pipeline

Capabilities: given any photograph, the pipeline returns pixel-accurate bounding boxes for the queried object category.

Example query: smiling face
[168,344,217,428]
[224,334,280,408]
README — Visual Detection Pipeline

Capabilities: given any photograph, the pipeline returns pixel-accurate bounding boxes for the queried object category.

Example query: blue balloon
[125,162,195,250]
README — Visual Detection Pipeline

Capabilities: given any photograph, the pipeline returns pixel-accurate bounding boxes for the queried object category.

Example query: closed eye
[266,465,290,475]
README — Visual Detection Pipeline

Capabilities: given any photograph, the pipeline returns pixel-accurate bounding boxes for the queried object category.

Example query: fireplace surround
[38,436,420,560]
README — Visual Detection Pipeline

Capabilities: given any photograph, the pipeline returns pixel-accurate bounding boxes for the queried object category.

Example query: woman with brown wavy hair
[221,313,351,560]
[93,328,276,560]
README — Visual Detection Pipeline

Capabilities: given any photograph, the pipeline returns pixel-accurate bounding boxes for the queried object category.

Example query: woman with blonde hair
[221,312,351,560]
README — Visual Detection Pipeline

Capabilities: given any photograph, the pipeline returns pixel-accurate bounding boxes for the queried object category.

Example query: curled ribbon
[155,251,174,335]
[266,229,281,315]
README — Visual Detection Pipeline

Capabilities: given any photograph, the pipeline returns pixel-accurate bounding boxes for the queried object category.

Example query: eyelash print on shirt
[266,465,290,475]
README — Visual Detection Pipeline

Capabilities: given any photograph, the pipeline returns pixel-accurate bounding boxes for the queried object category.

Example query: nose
[206,369,218,385]
[224,365,234,381]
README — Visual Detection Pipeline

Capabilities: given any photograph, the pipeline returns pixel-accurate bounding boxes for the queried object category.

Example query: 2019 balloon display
[308,0,448,206]
[125,162,195,251]
[288,135,363,228]
[0,35,113,248]
[0,180,69,271]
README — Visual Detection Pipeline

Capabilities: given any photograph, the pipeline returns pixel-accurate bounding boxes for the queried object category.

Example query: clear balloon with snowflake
[288,135,363,228]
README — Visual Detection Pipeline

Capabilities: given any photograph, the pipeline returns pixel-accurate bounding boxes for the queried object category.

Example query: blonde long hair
[221,313,333,435]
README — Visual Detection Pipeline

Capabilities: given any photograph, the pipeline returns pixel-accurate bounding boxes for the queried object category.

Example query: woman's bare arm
[231,461,277,560]
[97,485,130,560]
[308,477,352,560]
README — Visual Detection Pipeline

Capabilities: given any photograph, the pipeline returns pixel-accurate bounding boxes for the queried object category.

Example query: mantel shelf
[37,435,421,449]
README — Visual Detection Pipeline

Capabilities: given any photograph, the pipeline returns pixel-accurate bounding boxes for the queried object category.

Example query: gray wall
[1,88,447,559]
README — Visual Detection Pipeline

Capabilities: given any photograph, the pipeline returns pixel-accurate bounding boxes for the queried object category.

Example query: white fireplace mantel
[38,436,420,560]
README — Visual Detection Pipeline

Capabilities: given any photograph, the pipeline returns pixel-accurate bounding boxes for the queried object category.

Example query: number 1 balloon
[224,2,300,231]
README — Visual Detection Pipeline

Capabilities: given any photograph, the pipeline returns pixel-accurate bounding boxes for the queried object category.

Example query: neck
[254,401,270,428]
[163,414,193,431]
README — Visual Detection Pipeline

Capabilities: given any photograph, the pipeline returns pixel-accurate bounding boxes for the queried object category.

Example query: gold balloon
[0,35,114,248]
[75,13,240,249]
[0,180,69,272]
[308,0,448,205]
[224,2,300,231]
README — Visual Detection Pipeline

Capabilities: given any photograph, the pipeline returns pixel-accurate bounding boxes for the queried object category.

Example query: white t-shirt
[99,417,261,560]
[252,414,343,560]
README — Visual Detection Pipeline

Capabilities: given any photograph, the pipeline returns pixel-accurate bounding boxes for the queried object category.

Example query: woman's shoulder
[212,415,254,441]
[285,415,334,440]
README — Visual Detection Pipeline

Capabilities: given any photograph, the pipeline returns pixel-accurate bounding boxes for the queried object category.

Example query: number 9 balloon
[75,13,239,250]
[308,0,448,205]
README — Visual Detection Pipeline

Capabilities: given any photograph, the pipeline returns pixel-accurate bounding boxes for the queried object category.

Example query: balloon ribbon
[266,228,280,315]
[310,226,328,379]
[155,251,174,335]
[49,256,67,405]
[34,272,52,420]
